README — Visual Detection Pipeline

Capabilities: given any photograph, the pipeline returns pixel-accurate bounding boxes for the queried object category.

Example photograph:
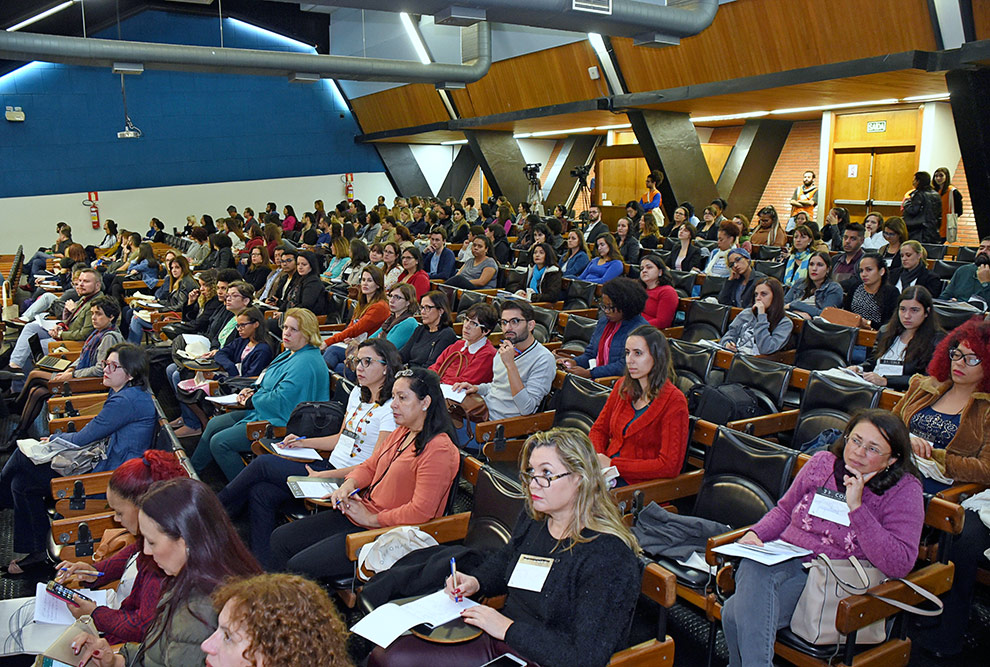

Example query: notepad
[271,443,323,461]
[913,453,954,485]
[712,540,812,566]
[286,476,339,499]
[351,590,479,648]
[33,584,107,625]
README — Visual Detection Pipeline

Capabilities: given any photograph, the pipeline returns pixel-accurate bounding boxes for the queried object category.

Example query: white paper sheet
[712,539,812,566]
[675,551,718,574]
[33,315,60,333]
[441,384,467,403]
[33,584,107,625]
[205,394,241,406]
[912,453,954,485]
[286,477,339,499]
[271,443,322,460]
[350,590,479,648]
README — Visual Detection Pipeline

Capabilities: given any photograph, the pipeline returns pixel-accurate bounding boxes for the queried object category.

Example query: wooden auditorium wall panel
[349,84,450,135]
[976,0,990,40]
[611,0,937,93]
[597,145,729,207]
[832,108,921,149]
[448,42,603,119]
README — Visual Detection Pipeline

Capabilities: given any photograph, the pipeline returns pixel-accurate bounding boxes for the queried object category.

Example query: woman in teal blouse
[190,308,330,481]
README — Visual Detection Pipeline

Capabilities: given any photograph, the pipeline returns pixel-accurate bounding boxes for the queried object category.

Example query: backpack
[687,382,764,425]
[285,401,346,438]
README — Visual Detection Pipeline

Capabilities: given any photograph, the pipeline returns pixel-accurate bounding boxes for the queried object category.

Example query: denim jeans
[11,321,50,370]
[21,291,58,319]
[722,557,808,667]
[323,344,346,373]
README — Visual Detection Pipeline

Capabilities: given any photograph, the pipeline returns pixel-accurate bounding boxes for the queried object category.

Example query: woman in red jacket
[638,253,678,329]
[589,325,689,485]
[395,245,431,300]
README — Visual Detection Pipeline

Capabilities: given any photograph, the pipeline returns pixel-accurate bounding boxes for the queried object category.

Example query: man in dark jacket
[902,171,942,244]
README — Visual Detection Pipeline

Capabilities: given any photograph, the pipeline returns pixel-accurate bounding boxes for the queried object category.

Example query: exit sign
[867,120,887,133]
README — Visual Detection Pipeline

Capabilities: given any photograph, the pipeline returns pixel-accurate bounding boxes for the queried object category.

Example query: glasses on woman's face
[948,349,982,367]
[104,361,122,373]
[420,304,437,312]
[463,318,483,329]
[388,293,407,302]
[520,470,573,488]
[356,357,387,369]
[882,229,897,238]
[235,321,257,329]
[845,433,889,459]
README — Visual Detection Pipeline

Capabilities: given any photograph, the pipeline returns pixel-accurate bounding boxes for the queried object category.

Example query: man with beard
[788,170,818,230]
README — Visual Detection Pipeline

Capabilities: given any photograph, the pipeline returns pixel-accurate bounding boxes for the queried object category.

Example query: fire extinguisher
[345,173,354,203]
[86,191,100,229]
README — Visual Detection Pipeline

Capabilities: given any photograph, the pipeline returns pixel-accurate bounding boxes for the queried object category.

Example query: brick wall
[753,120,822,221]
[951,158,979,246]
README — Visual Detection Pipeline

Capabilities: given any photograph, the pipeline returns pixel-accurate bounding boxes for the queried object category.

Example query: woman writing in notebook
[368,428,642,667]
[270,368,460,582]
[219,338,401,568]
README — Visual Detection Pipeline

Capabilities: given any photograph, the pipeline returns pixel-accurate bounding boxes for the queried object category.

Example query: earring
[422,406,428,411]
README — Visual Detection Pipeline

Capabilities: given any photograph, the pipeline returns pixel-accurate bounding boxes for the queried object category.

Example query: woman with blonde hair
[322,236,352,283]
[201,574,352,666]
[369,427,642,667]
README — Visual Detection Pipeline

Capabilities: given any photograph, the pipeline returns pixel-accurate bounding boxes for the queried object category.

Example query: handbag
[946,187,958,243]
[50,437,110,476]
[35,614,100,667]
[446,392,489,425]
[790,554,943,645]
[356,526,439,582]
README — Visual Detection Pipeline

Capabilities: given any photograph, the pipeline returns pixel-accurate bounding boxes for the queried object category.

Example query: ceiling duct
[0,20,490,85]
[286,0,720,45]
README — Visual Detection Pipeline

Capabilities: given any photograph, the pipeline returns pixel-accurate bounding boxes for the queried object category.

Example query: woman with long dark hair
[515,242,561,302]
[720,277,792,355]
[242,245,272,292]
[271,367,460,580]
[933,166,964,242]
[722,410,923,666]
[850,285,943,391]
[395,245,431,299]
[71,478,263,666]
[323,266,390,367]
[578,233,625,284]
[783,251,844,319]
[286,250,330,316]
[590,326,688,484]
[56,451,188,643]
[615,217,641,264]
[213,306,277,378]
[843,253,899,330]
[559,229,591,279]
[221,338,402,567]
[127,255,196,343]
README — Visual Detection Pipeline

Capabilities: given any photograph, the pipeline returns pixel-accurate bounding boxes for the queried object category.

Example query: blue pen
[335,487,362,507]
[450,557,461,602]
[60,567,105,577]
[279,436,306,448]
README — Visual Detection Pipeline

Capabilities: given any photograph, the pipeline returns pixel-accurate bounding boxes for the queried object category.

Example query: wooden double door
[831,147,917,224]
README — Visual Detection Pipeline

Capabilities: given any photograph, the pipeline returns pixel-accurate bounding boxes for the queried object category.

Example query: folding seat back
[794,319,857,370]
[792,372,882,449]
[681,301,731,342]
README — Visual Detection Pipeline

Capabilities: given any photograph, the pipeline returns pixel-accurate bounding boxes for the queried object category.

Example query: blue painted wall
[0,10,382,199]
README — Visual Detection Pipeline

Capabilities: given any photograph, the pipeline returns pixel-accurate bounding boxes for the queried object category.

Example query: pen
[335,487,361,506]
[279,436,306,448]
[59,567,105,577]
[450,557,461,602]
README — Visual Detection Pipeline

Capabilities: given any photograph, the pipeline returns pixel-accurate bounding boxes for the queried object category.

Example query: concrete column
[947,68,990,240]
[717,119,793,218]
[374,143,433,198]
[463,130,533,205]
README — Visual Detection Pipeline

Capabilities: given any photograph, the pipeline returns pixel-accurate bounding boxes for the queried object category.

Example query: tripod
[527,178,545,216]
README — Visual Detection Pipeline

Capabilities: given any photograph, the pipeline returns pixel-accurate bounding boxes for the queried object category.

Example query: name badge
[808,487,850,526]
[873,361,903,377]
[507,554,554,592]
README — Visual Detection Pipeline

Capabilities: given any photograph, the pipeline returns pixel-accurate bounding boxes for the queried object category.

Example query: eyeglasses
[520,470,573,488]
[845,434,890,459]
[355,357,387,369]
[104,361,122,373]
[882,230,898,238]
[499,317,526,328]
[388,293,407,301]
[463,319,484,329]
[235,321,257,329]
[600,303,618,313]
[948,349,982,367]
[420,304,438,312]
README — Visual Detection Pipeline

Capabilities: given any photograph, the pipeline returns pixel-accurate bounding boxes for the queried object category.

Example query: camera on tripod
[570,164,590,184]
[523,163,542,185]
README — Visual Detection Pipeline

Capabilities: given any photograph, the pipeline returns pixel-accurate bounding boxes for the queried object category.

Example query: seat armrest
[935,483,987,504]
[481,438,525,463]
[706,527,753,565]
[49,415,96,434]
[51,470,115,499]
[924,496,966,535]
[475,412,556,443]
[640,562,677,608]
[245,421,285,441]
[51,377,108,396]
[345,512,472,561]
[611,469,705,511]
[726,409,799,438]
[761,349,796,365]
[51,511,118,546]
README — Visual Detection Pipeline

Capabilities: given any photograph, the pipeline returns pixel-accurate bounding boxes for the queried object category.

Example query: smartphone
[46,580,94,606]
[479,655,527,667]
[41,659,74,667]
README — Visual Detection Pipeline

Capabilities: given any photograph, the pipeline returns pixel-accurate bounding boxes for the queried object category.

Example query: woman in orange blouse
[270,367,460,579]
[322,265,390,367]
[589,325,689,485]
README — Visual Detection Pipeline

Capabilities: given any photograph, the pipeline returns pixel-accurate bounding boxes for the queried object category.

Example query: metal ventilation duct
[282,0,720,45]
[0,21,491,85]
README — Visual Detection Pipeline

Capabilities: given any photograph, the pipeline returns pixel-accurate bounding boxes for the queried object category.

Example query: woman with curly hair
[201,574,351,666]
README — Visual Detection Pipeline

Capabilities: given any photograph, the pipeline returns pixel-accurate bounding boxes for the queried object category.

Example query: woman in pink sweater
[721,410,924,666]
[589,325,688,484]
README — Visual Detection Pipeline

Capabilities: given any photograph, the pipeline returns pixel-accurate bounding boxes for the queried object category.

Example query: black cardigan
[399,324,458,368]
[471,514,641,667]
[286,273,330,316]
[889,266,943,298]
[669,243,705,272]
